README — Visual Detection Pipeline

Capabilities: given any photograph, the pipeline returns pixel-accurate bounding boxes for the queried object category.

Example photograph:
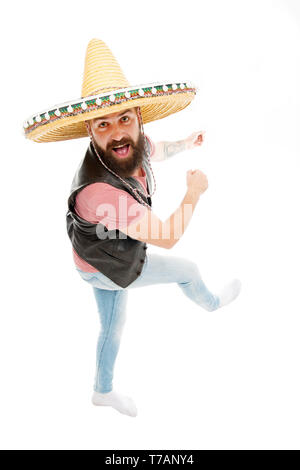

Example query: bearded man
[23,38,241,418]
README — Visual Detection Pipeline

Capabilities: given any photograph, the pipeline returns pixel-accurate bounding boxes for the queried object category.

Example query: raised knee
[187,260,202,280]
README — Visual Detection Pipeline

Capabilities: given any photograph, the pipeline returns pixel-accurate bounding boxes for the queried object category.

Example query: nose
[109,122,125,143]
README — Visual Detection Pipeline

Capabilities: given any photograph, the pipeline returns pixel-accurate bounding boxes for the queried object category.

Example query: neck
[130,166,143,177]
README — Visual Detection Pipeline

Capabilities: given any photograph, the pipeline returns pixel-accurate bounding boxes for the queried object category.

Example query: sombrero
[23,38,197,143]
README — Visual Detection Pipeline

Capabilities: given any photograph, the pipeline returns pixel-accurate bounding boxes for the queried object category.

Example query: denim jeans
[76,253,220,393]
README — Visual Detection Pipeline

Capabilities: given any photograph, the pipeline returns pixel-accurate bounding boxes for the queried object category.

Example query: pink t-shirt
[73,135,155,272]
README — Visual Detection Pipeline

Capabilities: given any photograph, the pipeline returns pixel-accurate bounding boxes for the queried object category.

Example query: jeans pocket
[76,268,91,281]
[76,268,119,290]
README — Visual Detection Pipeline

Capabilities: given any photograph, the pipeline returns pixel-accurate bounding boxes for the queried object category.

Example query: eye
[121,115,129,122]
[98,122,108,128]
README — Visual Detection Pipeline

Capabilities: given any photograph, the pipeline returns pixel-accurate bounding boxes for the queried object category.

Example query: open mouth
[112,144,131,158]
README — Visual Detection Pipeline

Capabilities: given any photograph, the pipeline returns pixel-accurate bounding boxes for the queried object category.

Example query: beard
[92,131,146,178]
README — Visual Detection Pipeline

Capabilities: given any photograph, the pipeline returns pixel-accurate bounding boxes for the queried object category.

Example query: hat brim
[23,83,197,143]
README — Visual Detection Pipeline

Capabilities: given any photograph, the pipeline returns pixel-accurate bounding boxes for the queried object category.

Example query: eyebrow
[94,109,134,123]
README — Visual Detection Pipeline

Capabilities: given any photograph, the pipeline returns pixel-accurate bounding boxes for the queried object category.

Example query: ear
[85,120,92,137]
[136,106,141,123]
[136,107,144,132]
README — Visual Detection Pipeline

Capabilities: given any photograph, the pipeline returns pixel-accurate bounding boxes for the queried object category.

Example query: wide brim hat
[23,39,197,143]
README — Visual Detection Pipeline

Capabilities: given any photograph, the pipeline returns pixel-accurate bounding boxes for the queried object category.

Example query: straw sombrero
[23,38,197,143]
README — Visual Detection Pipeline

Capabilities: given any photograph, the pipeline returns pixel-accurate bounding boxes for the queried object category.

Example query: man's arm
[120,169,208,249]
[151,140,186,162]
[150,131,205,163]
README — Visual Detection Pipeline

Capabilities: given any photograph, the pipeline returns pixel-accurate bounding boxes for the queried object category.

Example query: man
[23,38,241,418]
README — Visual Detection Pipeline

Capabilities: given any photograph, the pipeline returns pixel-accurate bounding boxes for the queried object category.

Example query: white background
[1,0,300,450]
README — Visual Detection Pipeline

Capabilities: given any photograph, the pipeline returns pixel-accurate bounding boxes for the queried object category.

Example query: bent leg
[92,287,128,393]
[128,253,220,311]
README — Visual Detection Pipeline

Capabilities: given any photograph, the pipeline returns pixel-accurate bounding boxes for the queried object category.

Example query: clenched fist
[186,169,208,197]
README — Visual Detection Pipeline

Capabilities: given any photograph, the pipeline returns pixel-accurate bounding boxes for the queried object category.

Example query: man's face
[86,107,145,177]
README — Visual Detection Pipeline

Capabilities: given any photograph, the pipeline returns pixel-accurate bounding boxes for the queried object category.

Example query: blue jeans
[76,253,220,393]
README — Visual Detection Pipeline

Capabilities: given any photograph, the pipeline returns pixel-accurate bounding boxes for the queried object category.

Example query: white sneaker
[92,390,138,417]
[217,278,242,308]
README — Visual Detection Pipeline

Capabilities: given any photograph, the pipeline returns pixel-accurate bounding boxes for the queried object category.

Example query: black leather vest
[66,141,153,288]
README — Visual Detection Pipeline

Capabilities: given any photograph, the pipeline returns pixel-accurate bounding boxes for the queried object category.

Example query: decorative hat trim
[23,81,197,136]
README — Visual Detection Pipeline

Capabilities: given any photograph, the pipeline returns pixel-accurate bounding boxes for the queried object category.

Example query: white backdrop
[1,0,300,450]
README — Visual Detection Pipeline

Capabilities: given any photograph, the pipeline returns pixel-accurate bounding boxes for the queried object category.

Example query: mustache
[107,137,134,150]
